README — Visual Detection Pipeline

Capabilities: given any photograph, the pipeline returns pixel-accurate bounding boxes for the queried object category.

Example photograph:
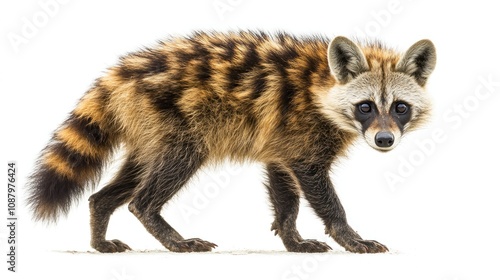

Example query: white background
[1,0,500,279]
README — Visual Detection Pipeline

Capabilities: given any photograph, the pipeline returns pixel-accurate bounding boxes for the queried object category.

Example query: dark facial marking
[378,63,387,106]
[354,101,377,133]
[391,101,412,131]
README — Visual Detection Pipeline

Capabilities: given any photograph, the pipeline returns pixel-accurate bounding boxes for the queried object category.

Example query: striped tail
[27,86,117,222]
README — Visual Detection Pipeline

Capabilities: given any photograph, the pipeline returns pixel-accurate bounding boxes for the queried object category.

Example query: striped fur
[27,31,435,253]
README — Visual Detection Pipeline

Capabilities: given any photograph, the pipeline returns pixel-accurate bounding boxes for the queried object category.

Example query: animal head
[323,36,436,152]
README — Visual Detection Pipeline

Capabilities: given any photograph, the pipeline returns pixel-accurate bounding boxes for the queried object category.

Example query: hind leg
[128,142,217,252]
[88,157,140,252]
[266,164,332,252]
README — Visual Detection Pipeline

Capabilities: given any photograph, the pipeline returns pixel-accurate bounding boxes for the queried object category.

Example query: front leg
[266,164,331,252]
[291,163,388,254]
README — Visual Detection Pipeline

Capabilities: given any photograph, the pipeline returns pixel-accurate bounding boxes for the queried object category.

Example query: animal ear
[396,39,436,86]
[327,36,369,84]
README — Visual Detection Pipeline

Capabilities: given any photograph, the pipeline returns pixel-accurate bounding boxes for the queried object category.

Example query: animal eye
[395,103,409,114]
[358,103,372,114]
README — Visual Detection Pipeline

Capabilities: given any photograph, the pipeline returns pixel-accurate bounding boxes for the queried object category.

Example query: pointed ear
[327,36,369,84]
[396,39,436,86]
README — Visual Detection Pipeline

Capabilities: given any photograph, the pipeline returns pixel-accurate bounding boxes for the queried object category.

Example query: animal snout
[375,131,394,148]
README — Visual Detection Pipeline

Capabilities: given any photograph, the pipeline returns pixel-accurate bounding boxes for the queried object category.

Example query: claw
[286,239,332,253]
[93,239,131,253]
[171,238,217,252]
[345,239,388,254]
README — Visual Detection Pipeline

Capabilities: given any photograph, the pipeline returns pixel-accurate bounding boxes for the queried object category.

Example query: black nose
[375,131,394,148]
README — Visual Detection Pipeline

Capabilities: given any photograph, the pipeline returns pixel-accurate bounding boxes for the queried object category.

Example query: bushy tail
[27,85,117,222]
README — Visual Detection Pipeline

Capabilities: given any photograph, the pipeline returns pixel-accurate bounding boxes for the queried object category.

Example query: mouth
[372,146,395,153]
[364,132,399,152]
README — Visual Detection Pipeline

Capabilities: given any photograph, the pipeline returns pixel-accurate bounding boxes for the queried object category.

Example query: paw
[170,238,217,253]
[92,239,131,253]
[339,238,388,254]
[286,239,332,253]
[331,224,388,254]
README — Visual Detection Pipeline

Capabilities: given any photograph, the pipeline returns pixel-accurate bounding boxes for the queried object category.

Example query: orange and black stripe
[28,88,116,221]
